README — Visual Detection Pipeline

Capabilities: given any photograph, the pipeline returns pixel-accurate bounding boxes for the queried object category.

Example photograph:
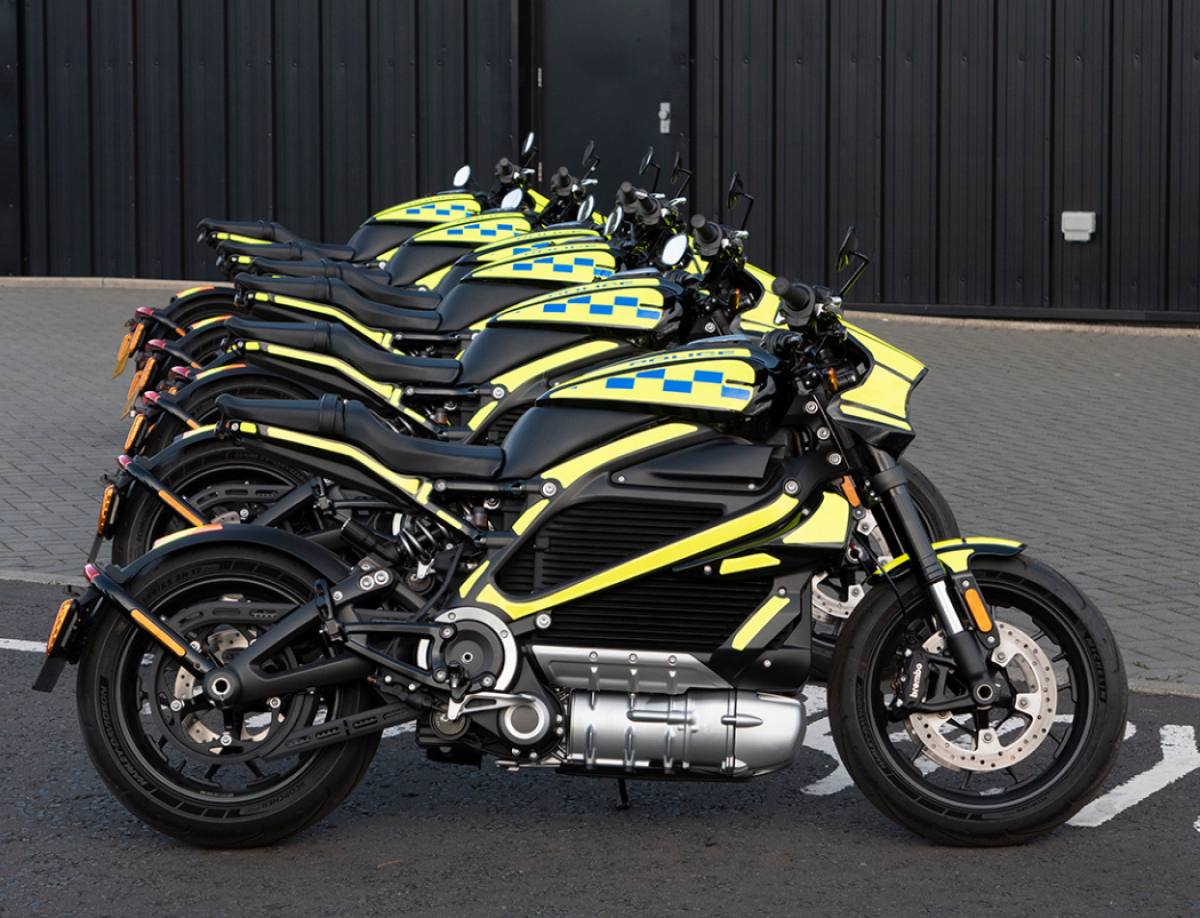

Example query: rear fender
[37,527,350,685]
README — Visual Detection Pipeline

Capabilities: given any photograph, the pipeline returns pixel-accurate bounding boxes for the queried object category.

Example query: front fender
[873,537,1025,581]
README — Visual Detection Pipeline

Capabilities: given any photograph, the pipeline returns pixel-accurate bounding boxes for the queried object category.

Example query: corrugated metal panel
[773,0,827,280]
[1109,0,1169,310]
[368,0,419,216]
[18,0,48,276]
[938,0,993,306]
[829,0,883,304]
[883,0,938,304]
[992,1,1051,308]
[134,0,183,278]
[691,0,723,226]
[1053,0,1109,311]
[417,2,467,191]
[180,2,227,281]
[45,0,92,275]
[226,2,274,228]
[323,0,371,241]
[274,0,323,242]
[1168,0,1200,311]
[721,1,774,247]
[90,0,137,277]
[465,0,515,179]
[0,0,21,275]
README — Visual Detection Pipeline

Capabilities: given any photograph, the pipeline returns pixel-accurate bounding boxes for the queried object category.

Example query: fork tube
[863,446,993,692]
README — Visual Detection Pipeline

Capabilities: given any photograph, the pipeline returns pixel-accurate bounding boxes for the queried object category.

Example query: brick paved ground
[1,284,1197,691]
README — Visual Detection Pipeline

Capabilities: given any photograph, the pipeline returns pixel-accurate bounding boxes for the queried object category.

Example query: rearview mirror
[727,173,744,210]
[582,140,595,167]
[521,133,535,156]
[836,226,859,271]
[500,188,524,210]
[576,195,595,224]
[603,207,622,236]
[660,233,689,267]
[640,147,654,175]
[452,165,471,187]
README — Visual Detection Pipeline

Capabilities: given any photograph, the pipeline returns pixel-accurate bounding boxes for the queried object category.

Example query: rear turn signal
[97,483,120,537]
[123,413,147,453]
[46,599,76,655]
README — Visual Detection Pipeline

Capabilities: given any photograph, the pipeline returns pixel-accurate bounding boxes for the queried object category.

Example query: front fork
[864,446,1003,707]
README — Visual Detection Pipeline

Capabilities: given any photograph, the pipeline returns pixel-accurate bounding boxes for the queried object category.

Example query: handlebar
[617,181,639,212]
[550,166,575,197]
[494,157,519,184]
[771,277,816,329]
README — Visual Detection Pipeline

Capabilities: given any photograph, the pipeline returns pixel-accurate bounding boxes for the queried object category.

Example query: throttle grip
[771,277,816,329]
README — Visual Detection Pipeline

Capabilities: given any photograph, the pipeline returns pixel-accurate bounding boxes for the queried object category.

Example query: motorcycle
[113,134,548,377]
[39,266,1125,849]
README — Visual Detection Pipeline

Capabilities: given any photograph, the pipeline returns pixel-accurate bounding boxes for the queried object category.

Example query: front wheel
[76,546,380,847]
[827,553,1127,846]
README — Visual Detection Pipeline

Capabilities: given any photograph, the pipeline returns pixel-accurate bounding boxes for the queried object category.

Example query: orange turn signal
[123,413,147,453]
[46,599,76,655]
[963,588,993,632]
[97,484,119,537]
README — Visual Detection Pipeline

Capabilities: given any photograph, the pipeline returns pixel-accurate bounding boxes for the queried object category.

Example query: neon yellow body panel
[547,348,760,415]
[734,263,784,334]
[473,226,600,261]
[408,213,531,245]
[466,242,617,284]
[833,324,928,433]
[878,537,1025,578]
[370,193,481,224]
[781,492,852,549]
[490,277,668,331]
[472,492,800,620]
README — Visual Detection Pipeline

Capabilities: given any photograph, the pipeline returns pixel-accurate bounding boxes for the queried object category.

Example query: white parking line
[1,639,46,653]
[1069,725,1200,828]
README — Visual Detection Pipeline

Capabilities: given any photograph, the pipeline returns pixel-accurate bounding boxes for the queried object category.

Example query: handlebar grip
[551,166,574,196]
[494,157,516,183]
[771,278,816,329]
[761,329,803,358]
[617,181,638,211]
[689,213,721,246]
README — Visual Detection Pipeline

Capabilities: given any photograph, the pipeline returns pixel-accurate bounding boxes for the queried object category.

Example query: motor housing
[565,689,804,778]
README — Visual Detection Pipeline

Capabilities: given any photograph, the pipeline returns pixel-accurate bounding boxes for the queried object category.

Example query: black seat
[224,318,462,385]
[215,239,357,262]
[198,219,301,244]
[245,258,444,310]
[217,395,504,479]
[237,275,444,333]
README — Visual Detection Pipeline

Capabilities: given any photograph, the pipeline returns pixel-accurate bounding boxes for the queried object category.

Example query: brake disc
[905,622,1057,772]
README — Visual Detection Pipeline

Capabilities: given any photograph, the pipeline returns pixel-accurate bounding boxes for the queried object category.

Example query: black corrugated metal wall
[8,0,517,281]
[691,0,1200,319]
[4,0,1200,319]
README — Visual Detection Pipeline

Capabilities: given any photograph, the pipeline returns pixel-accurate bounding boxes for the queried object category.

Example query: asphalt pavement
[1,281,1198,692]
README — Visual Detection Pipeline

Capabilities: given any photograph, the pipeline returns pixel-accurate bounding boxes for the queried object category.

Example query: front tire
[827,553,1127,846]
[76,546,379,847]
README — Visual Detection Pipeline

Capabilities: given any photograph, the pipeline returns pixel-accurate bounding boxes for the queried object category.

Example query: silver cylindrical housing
[566,690,804,778]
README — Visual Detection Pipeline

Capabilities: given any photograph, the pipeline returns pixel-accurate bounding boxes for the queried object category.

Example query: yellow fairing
[878,537,1025,577]
[781,492,852,549]
[491,281,666,331]
[371,193,481,223]
[547,357,757,415]
[735,263,784,333]
[414,265,454,289]
[719,553,781,575]
[474,492,799,619]
[409,213,530,245]
[467,244,617,284]
[474,227,598,260]
[490,340,621,397]
[731,594,791,651]
[834,324,927,432]
[543,422,699,490]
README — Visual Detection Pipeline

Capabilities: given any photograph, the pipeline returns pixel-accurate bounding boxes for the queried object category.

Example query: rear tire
[827,553,1127,846]
[111,440,315,566]
[76,545,379,847]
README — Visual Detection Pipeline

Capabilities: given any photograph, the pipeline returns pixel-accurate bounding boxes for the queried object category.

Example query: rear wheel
[76,546,380,847]
[827,553,1127,846]
[111,440,316,566]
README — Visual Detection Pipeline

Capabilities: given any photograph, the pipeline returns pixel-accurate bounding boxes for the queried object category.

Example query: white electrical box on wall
[1062,211,1097,242]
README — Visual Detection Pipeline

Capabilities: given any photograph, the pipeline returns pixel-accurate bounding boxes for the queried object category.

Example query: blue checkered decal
[404,203,472,217]
[445,222,517,238]
[603,367,752,401]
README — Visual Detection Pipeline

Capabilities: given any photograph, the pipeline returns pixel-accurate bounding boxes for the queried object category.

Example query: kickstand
[616,778,630,809]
